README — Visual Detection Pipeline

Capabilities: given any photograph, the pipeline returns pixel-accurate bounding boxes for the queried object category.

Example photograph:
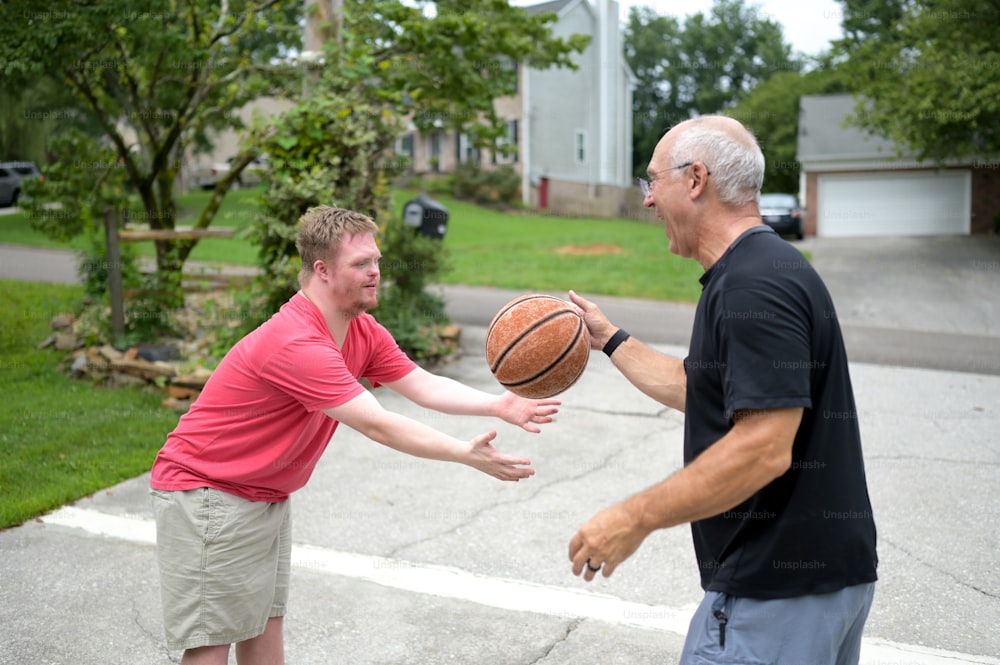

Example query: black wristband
[602,328,630,357]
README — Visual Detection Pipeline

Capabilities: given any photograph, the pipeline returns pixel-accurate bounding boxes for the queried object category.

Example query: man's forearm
[625,409,799,532]
[607,336,687,412]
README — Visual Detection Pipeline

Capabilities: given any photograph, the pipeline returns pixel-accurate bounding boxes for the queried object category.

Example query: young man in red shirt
[150,205,560,664]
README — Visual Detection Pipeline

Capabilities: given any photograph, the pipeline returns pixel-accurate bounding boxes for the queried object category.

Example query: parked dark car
[759,193,803,239]
[0,161,44,207]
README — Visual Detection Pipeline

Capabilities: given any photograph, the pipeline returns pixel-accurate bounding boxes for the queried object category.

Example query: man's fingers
[567,290,592,311]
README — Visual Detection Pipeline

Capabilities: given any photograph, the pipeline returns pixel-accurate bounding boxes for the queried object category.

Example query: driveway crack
[882,537,999,599]
[385,420,679,559]
[526,618,582,664]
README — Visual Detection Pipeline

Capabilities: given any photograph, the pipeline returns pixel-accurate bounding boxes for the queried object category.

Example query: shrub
[372,210,454,363]
[451,162,521,206]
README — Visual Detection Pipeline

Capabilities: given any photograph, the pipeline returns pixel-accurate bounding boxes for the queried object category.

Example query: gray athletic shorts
[680,582,876,665]
[150,487,291,651]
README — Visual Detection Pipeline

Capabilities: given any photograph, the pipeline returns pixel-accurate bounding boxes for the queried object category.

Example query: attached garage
[817,170,971,237]
[797,94,999,237]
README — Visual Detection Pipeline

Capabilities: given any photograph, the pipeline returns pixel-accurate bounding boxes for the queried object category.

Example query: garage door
[817,171,970,237]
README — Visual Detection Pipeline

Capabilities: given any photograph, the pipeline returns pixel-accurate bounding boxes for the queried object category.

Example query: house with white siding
[398,0,639,219]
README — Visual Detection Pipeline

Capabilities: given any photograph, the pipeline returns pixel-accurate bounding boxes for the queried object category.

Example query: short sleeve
[352,315,418,387]
[718,286,814,420]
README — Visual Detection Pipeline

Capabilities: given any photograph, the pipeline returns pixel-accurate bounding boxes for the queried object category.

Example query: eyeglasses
[637,161,711,197]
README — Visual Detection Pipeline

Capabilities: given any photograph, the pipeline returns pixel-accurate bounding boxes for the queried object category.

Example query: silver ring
[586,558,601,572]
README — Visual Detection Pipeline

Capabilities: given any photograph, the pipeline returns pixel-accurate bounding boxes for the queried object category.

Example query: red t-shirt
[150,292,417,502]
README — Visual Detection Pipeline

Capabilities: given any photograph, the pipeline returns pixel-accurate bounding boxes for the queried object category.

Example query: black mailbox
[402,195,449,240]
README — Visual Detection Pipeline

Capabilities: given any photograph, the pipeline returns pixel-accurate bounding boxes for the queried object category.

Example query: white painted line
[292,543,694,634]
[43,506,156,545]
[860,639,1000,665]
[41,507,1000,665]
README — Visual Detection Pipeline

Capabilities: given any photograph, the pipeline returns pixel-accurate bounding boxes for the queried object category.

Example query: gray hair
[668,117,765,207]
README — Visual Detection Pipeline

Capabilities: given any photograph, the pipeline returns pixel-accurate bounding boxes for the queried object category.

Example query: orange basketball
[486,294,590,398]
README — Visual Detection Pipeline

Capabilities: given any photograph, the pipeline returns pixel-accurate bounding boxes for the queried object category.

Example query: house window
[508,120,519,163]
[493,120,519,165]
[457,132,480,164]
[499,57,518,95]
[575,130,587,164]
[396,134,414,159]
[429,132,442,172]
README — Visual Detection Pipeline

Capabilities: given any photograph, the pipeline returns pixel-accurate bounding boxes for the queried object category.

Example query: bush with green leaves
[373,212,453,362]
[451,162,521,206]
[22,131,178,344]
[238,59,452,361]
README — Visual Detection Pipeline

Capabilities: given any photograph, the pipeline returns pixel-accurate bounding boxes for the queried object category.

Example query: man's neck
[299,287,357,347]
[695,211,764,270]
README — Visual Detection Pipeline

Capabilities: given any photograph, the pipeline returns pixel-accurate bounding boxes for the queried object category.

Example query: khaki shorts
[150,487,291,651]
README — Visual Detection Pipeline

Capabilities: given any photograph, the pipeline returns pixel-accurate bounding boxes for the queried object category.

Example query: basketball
[485,294,590,398]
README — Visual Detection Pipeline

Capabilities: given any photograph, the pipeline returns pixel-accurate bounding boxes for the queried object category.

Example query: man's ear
[689,162,711,198]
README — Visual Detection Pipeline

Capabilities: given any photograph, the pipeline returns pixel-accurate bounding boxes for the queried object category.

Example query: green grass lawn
[0,187,265,265]
[420,194,704,302]
[0,189,810,528]
[2,187,706,302]
[0,280,180,529]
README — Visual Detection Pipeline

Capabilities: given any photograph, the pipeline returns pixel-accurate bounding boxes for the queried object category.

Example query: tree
[0,76,105,165]
[625,0,800,176]
[725,66,850,194]
[835,0,1000,162]
[625,8,684,179]
[346,0,589,148]
[0,0,301,307]
[239,0,588,358]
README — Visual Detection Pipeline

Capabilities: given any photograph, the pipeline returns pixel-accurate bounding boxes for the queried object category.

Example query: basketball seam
[486,295,555,340]
[498,316,585,388]
[489,309,577,374]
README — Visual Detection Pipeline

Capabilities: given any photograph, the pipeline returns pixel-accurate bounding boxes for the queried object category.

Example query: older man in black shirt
[567,115,877,665]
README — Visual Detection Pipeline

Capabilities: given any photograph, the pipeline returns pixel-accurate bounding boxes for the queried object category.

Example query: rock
[84,347,109,375]
[162,396,193,413]
[54,333,78,351]
[98,345,124,363]
[70,355,90,375]
[134,343,181,362]
[167,384,200,400]
[112,357,177,381]
[109,372,149,388]
[172,366,213,389]
[50,313,75,330]
[439,324,461,342]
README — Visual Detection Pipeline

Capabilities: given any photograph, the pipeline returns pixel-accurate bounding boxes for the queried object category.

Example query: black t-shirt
[684,225,877,599]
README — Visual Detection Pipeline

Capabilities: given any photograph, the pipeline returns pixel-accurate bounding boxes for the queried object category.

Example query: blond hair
[296,206,379,284]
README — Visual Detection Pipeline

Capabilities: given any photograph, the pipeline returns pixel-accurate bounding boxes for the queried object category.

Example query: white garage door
[817,171,970,237]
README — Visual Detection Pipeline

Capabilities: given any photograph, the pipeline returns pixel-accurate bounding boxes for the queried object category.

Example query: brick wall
[971,167,1000,234]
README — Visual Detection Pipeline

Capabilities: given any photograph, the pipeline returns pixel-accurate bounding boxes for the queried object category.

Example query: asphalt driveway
[1,231,998,664]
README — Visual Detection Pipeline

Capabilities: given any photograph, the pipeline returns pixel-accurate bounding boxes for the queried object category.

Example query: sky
[512,0,846,57]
